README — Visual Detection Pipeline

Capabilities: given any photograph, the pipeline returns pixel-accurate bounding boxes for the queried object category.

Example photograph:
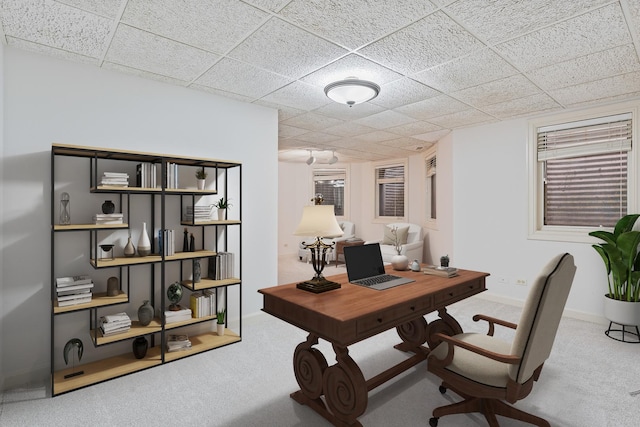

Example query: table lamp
[294,205,344,293]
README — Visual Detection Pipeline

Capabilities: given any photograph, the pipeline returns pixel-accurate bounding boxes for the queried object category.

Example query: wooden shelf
[91,186,217,195]
[180,219,241,226]
[90,319,163,346]
[181,277,241,291]
[53,345,163,395]
[90,250,217,268]
[164,314,217,329]
[53,223,129,231]
[164,330,241,362]
[54,291,128,314]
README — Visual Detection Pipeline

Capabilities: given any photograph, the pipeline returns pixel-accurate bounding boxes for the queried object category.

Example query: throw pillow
[382,225,409,246]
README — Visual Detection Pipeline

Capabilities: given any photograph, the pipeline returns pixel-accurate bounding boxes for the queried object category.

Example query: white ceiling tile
[300,54,402,88]
[354,110,417,129]
[281,111,344,131]
[244,0,291,13]
[260,81,330,110]
[496,3,632,71]
[323,122,376,137]
[380,137,426,148]
[395,95,469,120]
[359,11,484,74]
[103,61,190,86]
[57,0,122,18]
[526,45,640,91]
[279,0,437,49]
[189,85,256,103]
[412,48,519,93]
[446,0,611,44]
[371,78,441,109]
[549,71,640,106]
[312,102,385,120]
[413,129,452,142]
[253,100,306,121]
[481,93,561,119]
[229,17,347,78]
[386,121,443,137]
[628,0,640,30]
[279,124,309,139]
[195,58,293,99]
[1,0,112,58]
[122,0,268,54]
[427,109,496,128]
[6,36,100,66]
[450,74,541,107]
[105,24,220,81]
[354,131,400,143]
[295,131,342,144]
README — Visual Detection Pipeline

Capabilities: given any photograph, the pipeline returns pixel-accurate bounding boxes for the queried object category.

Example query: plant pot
[197,179,205,190]
[216,323,225,336]
[603,295,640,326]
[217,208,225,221]
[391,254,409,271]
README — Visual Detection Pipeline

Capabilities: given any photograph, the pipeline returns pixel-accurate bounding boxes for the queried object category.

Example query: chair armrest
[365,240,382,245]
[431,333,521,367]
[472,314,517,336]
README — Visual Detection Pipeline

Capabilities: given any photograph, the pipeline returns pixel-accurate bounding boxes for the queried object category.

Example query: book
[166,334,191,352]
[422,266,459,278]
[57,291,93,302]
[56,282,94,293]
[57,296,92,307]
[56,275,93,286]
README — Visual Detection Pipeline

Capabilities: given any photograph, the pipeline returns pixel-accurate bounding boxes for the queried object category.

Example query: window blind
[376,165,404,217]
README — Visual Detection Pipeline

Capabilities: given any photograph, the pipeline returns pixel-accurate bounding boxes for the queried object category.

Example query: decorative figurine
[63,338,84,378]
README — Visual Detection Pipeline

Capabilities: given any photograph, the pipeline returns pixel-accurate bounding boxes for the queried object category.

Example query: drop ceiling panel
[58,0,123,18]
[260,81,331,111]
[449,74,541,107]
[295,131,342,144]
[105,24,220,81]
[279,124,310,139]
[300,54,403,88]
[387,121,443,137]
[427,109,496,129]
[396,95,470,121]
[6,37,100,65]
[312,102,386,120]
[323,122,377,137]
[280,111,344,131]
[413,129,452,142]
[549,71,640,106]
[279,0,437,49]
[371,77,441,109]
[354,110,417,129]
[104,61,190,87]
[481,93,561,119]
[245,0,291,13]
[353,130,400,143]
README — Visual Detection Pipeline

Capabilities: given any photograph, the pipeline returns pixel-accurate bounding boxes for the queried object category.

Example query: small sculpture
[63,338,84,378]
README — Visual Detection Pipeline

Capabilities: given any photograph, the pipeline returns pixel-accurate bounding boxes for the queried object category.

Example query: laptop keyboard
[356,274,398,287]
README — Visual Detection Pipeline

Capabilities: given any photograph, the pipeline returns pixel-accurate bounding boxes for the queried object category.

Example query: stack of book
[100,172,129,187]
[190,289,216,318]
[56,275,94,307]
[164,307,192,324]
[208,252,235,280]
[165,162,179,189]
[166,334,192,352]
[158,229,175,256]
[136,162,157,188]
[183,205,214,223]
[98,312,131,336]
[93,213,124,225]
[422,266,459,278]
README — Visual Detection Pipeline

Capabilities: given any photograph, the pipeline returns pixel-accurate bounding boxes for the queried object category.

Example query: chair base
[430,390,550,427]
[605,321,640,343]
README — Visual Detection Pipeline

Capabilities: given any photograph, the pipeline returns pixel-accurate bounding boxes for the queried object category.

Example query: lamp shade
[294,205,344,238]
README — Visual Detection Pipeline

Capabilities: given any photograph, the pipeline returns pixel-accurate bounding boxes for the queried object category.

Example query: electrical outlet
[498,276,508,284]
[515,278,527,286]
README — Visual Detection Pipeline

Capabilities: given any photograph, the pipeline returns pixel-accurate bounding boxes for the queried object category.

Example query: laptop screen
[343,243,386,281]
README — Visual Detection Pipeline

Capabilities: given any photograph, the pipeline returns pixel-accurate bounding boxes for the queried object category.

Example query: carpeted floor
[1,255,638,426]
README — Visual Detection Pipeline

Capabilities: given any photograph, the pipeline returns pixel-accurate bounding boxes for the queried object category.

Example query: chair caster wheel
[439,385,447,394]
[429,417,439,426]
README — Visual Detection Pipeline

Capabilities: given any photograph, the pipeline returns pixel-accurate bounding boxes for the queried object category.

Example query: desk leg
[425,307,464,349]
[394,316,429,354]
[291,334,367,427]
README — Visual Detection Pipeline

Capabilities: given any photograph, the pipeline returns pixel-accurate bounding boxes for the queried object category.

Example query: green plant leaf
[614,214,640,238]
[589,230,615,245]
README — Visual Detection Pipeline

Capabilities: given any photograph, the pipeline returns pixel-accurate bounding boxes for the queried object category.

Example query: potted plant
[195,168,207,190]
[589,214,640,335]
[216,308,226,336]
[215,197,232,221]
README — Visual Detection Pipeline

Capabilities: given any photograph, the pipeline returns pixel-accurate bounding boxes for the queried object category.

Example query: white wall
[1,47,278,389]
[0,40,5,392]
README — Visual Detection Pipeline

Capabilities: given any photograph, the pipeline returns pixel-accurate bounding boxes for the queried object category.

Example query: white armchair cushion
[382,225,409,246]
[376,222,424,263]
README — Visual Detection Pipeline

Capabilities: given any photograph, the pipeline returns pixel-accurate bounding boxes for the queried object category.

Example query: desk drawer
[434,280,483,306]
[356,297,432,336]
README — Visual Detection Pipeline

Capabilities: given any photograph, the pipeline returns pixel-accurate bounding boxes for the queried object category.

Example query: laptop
[343,243,414,290]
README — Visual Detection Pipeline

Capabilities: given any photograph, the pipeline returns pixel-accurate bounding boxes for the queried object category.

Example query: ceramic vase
[138,300,154,326]
[193,259,201,283]
[107,276,119,296]
[410,259,421,272]
[391,254,409,271]
[132,336,148,359]
[197,179,205,190]
[216,323,225,336]
[137,222,151,256]
[101,200,115,214]
[124,236,136,257]
[217,208,225,221]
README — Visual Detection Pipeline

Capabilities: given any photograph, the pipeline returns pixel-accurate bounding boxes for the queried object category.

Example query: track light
[306,150,316,165]
[328,151,338,165]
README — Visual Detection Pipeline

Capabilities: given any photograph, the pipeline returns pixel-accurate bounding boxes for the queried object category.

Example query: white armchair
[298,221,356,262]
[369,222,424,263]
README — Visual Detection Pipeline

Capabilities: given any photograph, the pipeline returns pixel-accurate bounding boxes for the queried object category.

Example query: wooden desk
[259,267,488,427]
[334,239,364,266]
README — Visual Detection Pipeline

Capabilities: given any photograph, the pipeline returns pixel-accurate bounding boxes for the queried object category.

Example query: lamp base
[296,277,341,293]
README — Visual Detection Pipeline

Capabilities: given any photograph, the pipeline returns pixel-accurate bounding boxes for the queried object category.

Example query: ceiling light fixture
[324,77,380,107]
[306,150,316,165]
[328,150,338,165]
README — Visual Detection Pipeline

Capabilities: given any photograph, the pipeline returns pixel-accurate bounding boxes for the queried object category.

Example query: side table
[335,239,364,267]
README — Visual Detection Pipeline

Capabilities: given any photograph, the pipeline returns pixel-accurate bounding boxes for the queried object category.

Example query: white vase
[197,179,205,190]
[603,294,640,326]
[217,208,225,221]
[391,254,409,271]
[216,323,225,336]
[137,222,151,256]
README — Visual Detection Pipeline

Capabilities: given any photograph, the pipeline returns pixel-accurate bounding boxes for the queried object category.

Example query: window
[529,104,637,242]
[375,163,406,218]
[425,152,437,222]
[313,169,345,217]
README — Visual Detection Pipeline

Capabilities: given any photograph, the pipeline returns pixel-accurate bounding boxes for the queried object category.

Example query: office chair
[427,253,576,427]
